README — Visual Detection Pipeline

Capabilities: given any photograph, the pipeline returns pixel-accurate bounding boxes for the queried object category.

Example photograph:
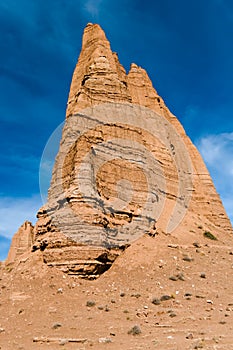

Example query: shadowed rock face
[6,23,232,278]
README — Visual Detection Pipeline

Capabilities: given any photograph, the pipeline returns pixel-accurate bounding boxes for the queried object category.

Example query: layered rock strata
[6,23,232,277]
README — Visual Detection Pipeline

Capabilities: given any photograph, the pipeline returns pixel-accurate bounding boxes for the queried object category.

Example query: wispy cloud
[83,0,104,17]
[0,195,42,240]
[197,133,233,172]
[196,133,233,223]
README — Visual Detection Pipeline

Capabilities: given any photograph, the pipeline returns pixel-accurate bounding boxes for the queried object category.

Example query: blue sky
[0,0,232,260]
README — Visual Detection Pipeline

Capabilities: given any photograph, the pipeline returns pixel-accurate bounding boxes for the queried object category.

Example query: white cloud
[83,0,103,17]
[197,132,233,164]
[196,133,233,223]
[0,195,42,239]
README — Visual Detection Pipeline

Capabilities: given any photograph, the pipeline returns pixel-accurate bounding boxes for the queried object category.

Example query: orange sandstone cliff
[5,24,232,278]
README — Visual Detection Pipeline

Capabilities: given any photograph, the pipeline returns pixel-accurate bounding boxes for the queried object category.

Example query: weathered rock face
[6,221,33,265]
[6,23,232,277]
[66,23,132,116]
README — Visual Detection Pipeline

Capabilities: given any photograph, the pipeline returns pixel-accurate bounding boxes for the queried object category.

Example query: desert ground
[1,230,233,350]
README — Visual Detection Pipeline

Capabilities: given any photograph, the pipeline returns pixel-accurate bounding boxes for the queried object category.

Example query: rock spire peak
[5,24,232,279]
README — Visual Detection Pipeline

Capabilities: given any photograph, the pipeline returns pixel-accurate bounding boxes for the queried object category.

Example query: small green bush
[203,231,217,241]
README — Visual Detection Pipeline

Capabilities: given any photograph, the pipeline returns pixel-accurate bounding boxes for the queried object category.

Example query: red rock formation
[6,221,33,265]
[66,23,131,116]
[6,24,232,278]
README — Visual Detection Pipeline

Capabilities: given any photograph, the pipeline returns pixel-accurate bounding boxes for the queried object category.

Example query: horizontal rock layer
[6,23,232,277]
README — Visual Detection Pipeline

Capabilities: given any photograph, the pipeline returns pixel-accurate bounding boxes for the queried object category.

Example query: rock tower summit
[6,24,232,278]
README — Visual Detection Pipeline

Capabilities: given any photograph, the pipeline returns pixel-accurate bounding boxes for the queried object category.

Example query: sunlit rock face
[6,24,232,278]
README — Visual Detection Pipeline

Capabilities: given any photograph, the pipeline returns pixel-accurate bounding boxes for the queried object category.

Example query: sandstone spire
[66,23,131,116]
[5,24,232,279]
[6,221,33,265]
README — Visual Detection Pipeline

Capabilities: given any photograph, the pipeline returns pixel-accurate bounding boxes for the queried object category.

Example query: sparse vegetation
[128,325,141,335]
[203,231,217,241]
[86,300,96,307]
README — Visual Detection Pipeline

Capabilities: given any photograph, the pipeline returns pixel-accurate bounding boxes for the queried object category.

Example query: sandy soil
[0,232,233,350]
